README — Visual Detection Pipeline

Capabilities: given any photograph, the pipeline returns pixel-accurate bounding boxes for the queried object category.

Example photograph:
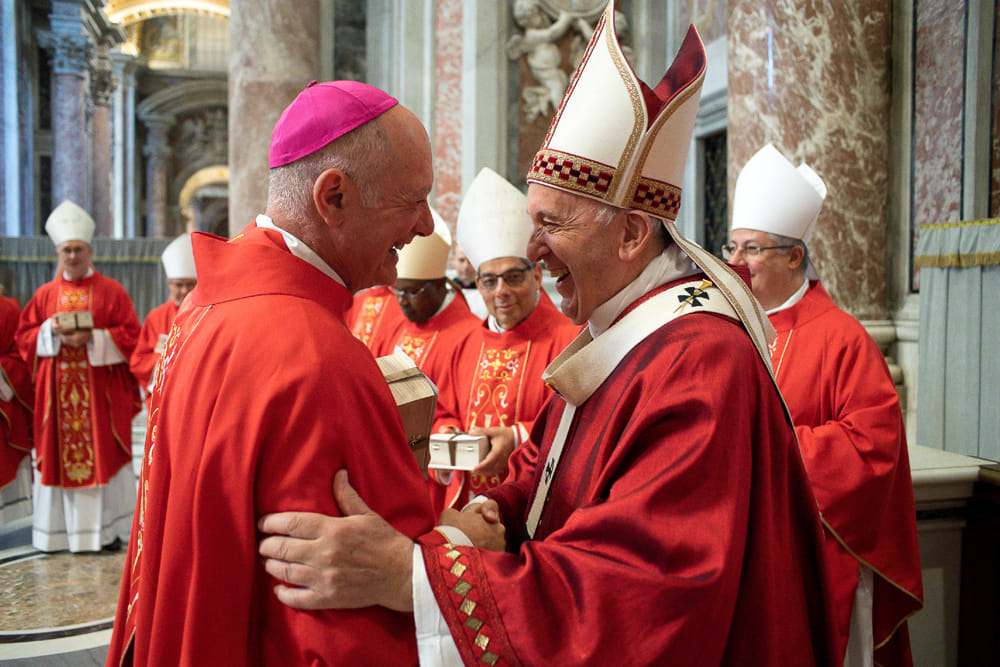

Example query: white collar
[487,315,507,333]
[587,243,698,338]
[255,214,346,287]
[63,266,95,281]
[766,276,809,315]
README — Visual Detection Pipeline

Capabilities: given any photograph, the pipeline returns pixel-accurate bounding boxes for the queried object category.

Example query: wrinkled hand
[471,426,517,478]
[439,500,506,552]
[59,329,91,347]
[257,470,415,612]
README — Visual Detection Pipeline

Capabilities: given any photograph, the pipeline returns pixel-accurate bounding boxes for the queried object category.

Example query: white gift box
[54,310,94,330]
[428,433,489,471]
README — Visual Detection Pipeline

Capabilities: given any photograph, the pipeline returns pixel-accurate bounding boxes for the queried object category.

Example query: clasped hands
[51,317,91,347]
[257,469,505,613]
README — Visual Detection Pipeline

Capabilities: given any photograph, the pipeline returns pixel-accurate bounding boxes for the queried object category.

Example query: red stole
[15,272,140,488]
[437,292,579,507]
[347,285,405,349]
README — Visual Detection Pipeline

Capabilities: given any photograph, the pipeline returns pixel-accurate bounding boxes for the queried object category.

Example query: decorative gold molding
[106,1,229,27]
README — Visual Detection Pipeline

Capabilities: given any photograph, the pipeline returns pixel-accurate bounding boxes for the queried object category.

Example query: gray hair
[765,231,810,274]
[266,117,391,217]
[587,198,672,245]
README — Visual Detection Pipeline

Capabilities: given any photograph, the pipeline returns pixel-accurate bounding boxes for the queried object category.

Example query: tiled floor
[0,410,147,666]
[0,536,122,664]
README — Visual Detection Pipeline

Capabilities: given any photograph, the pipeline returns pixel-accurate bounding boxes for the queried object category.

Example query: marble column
[110,54,137,238]
[38,28,91,213]
[728,1,893,321]
[228,0,320,236]
[90,47,115,236]
[435,0,462,226]
[143,115,173,238]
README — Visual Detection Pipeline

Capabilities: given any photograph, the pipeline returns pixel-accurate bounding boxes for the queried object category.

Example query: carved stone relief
[507,0,631,178]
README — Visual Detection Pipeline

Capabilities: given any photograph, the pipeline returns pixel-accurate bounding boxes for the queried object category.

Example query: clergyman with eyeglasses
[368,208,480,514]
[428,167,579,510]
[727,143,923,666]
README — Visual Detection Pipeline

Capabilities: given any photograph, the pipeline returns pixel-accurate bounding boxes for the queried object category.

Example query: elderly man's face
[167,278,198,306]
[57,241,93,281]
[451,246,476,286]
[525,184,620,325]
[346,108,435,292]
[394,277,447,324]
[726,228,798,310]
[476,257,541,330]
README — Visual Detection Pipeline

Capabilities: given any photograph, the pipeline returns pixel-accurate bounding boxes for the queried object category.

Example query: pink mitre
[268,80,399,168]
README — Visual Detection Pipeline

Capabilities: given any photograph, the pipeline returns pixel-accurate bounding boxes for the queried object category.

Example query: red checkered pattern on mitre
[527,2,705,223]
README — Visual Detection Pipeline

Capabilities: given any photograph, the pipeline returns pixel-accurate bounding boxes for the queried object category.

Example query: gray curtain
[0,236,173,321]
[916,219,1000,460]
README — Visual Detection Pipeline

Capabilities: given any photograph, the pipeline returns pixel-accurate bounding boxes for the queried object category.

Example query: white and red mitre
[527,2,705,222]
[45,200,95,246]
[396,207,452,280]
[161,233,197,280]
[731,144,827,242]
[529,3,777,376]
[456,167,533,270]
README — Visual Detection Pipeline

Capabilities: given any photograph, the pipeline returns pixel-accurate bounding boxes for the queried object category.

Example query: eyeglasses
[720,244,795,260]
[392,282,434,298]
[477,266,532,292]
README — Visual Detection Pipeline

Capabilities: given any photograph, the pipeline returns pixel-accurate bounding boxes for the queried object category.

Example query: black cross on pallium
[544,458,555,483]
[675,280,714,312]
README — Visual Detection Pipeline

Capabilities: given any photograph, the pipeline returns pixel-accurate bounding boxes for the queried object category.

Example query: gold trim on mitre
[527,1,706,222]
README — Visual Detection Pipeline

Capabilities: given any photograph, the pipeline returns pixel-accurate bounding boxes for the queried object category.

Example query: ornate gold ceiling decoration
[106,0,229,27]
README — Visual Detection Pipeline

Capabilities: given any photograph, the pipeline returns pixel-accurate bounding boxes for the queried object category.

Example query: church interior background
[1,0,999,664]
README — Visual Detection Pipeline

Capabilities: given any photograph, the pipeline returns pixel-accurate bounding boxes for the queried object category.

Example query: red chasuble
[433,291,579,508]
[108,225,438,666]
[129,299,179,409]
[347,285,406,350]
[769,280,923,665]
[421,280,838,666]
[370,290,479,423]
[0,297,33,489]
[16,272,140,488]
[370,292,480,515]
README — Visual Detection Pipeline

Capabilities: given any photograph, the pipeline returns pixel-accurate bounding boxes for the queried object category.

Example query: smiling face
[476,256,541,330]
[525,184,625,325]
[727,228,803,310]
[339,108,435,293]
[57,241,93,281]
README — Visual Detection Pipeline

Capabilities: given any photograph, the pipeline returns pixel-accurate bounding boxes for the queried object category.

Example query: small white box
[54,311,94,331]
[428,433,489,471]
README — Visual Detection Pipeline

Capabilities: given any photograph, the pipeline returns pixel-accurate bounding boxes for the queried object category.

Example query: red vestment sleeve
[0,297,32,485]
[770,282,922,665]
[130,300,177,396]
[422,314,837,666]
[109,226,437,666]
